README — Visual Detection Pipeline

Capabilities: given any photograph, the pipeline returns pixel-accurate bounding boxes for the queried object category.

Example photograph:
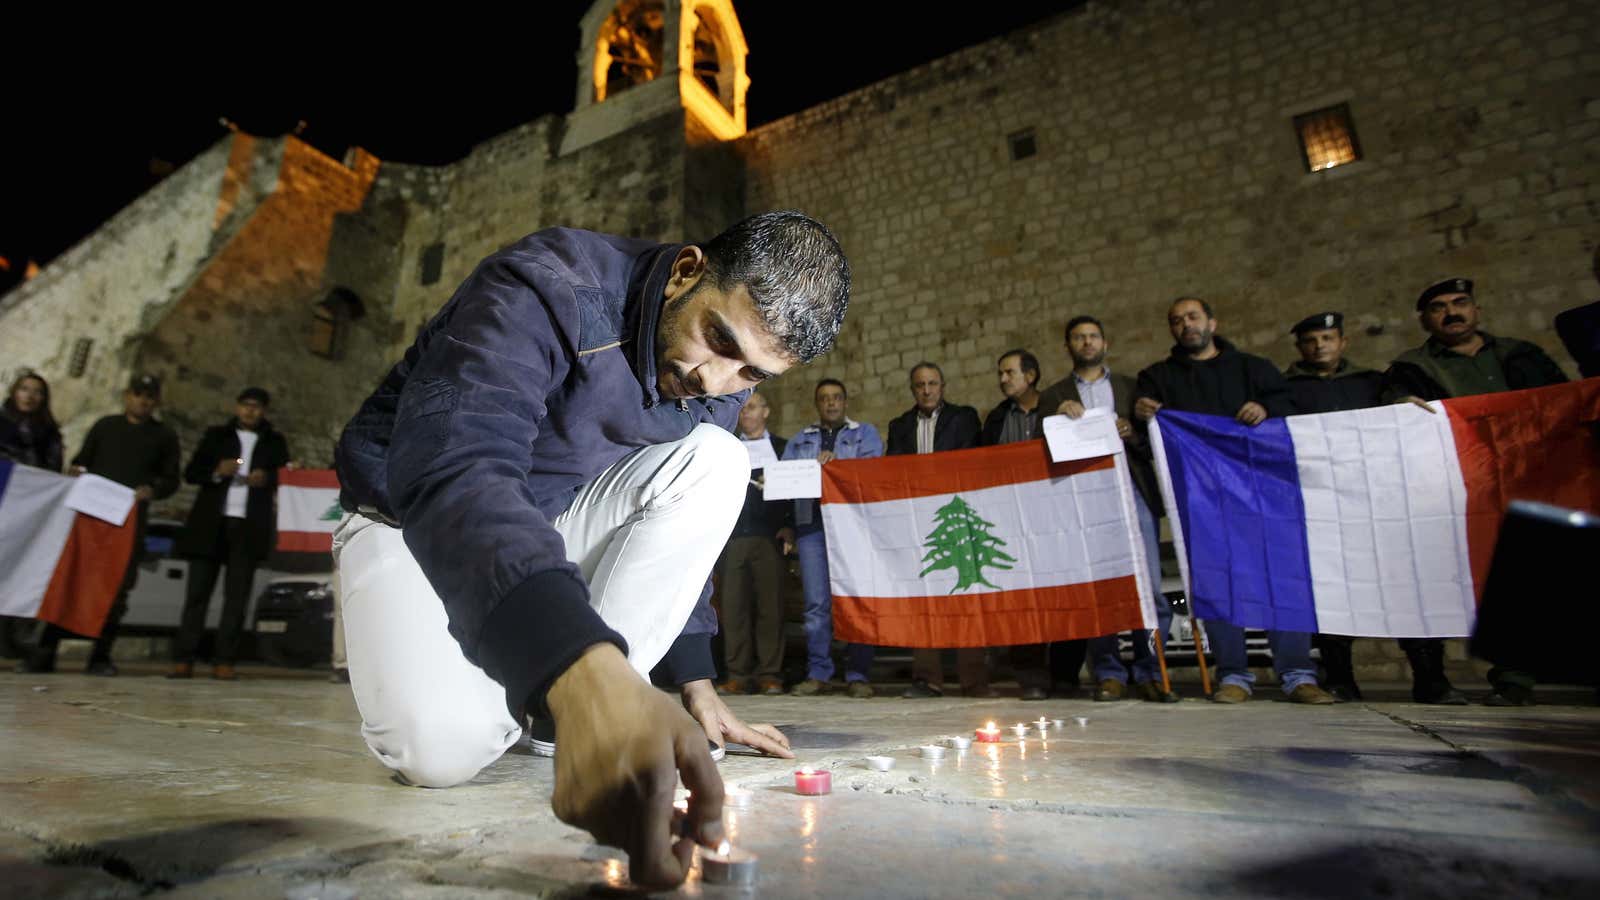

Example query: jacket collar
[1168,335,1239,365]
[624,242,689,409]
[802,417,860,435]
[1423,331,1498,358]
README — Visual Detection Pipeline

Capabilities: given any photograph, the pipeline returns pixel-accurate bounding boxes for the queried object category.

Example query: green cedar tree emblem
[320,501,344,521]
[919,495,1016,592]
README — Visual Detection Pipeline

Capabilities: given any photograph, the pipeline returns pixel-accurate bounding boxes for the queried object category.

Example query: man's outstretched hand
[546,644,725,889]
[681,679,795,759]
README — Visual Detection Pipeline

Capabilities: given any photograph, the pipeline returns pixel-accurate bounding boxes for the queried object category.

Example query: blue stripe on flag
[1160,411,1317,632]
[0,459,13,503]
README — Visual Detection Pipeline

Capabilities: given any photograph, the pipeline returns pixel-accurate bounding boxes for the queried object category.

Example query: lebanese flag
[820,441,1158,647]
[1149,378,1600,637]
[0,461,136,637]
[276,468,342,552]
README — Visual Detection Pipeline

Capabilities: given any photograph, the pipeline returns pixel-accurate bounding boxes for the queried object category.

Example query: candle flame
[984,721,997,730]
[717,840,732,856]
[799,766,815,775]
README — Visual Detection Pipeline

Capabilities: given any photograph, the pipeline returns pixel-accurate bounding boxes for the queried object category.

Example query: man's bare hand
[1056,400,1086,419]
[547,644,723,889]
[816,451,836,465]
[1235,402,1268,426]
[1396,396,1437,414]
[246,469,268,488]
[68,465,85,477]
[775,526,796,556]
[681,679,794,759]
[1116,417,1134,440]
[1134,397,1162,422]
[215,458,242,479]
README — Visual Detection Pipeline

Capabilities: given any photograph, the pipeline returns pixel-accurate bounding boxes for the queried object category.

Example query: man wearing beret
[170,387,291,681]
[1286,312,1467,705]
[1385,278,1570,706]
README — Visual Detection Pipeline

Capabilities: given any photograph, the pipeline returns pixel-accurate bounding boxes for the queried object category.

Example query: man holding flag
[1135,297,1336,705]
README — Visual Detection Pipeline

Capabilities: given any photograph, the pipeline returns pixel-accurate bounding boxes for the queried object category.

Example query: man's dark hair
[998,349,1041,387]
[909,361,944,382]
[1064,316,1105,342]
[1170,296,1215,319]
[701,211,851,364]
[816,377,847,398]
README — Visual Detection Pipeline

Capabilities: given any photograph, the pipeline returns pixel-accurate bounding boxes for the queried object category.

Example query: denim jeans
[797,525,874,682]
[1089,492,1172,684]
[1207,620,1317,695]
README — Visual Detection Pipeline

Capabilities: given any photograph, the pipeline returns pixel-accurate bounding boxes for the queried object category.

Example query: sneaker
[212,664,238,681]
[166,663,194,680]
[901,679,943,699]
[1020,686,1049,701]
[1093,679,1126,702]
[757,677,784,696]
[846,681,875,699]
[84,660,118,677]
[1134,681,1181,703]
[790,678,830,696]
[1210,684,1250,704]
[716,678,753,696]
[1287,684,1338,705]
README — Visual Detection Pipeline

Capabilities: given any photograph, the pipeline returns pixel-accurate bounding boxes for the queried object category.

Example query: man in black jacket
[714,391,792,696]
[333,212,845,888]
[1285,312,1467,706]
[886,362,991,698]
[20,375,180,676]
[1135,297,1335,705]
[169,387,290,681]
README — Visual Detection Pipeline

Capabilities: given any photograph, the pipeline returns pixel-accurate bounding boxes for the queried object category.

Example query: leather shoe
[1414,681,1469,705]
[1288,684,1338,705]
[901,679,943,699]
[846,681,875,699]
[1210,684,1250,703]
[758,677,784,696]
[212,664,239,681]
[85,660,118,677]
[1093,679,1126,702]
[166,663,194,680]
[1484,686,1535,707]
[790,678,829,696]
[716,677,752,695]
[963,685,999,699]
[1134,681,1181,703]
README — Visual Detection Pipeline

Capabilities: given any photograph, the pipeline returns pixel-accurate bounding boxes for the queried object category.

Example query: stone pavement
[2,670,1597,899]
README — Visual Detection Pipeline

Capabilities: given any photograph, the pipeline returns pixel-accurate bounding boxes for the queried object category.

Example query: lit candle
[1035,716,1050,732]
[865,755,894,771]
[975,721,1002,743]
[1012,722,1029,738]
[794,767,832,795]
[700,840,759,885]
[724,786,754,809]
[918,744,945,759]
[1074,716,1089,727]
[1053,718,1066,729]
[947,735,972,750]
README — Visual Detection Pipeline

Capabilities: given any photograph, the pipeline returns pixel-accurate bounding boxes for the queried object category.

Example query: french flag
[0,461,137,636]
[1149,379,1600,637]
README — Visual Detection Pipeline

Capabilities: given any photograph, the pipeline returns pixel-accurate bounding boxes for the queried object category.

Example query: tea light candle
[976,722,1002,743]
[1074,716,1089,727]
[918,745,945,759]
[1053,718,1066,729]
[1035,716,1051,732]
[794,767,832,795]
[700,841,758,885]
[1012,722,1029,738]
[947,735,972,750]
[724,786,754,809]
[866,755,894,771]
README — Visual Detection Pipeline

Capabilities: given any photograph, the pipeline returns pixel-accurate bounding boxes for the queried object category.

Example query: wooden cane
[1192,618,1212,697]
[1153,626,1173,695]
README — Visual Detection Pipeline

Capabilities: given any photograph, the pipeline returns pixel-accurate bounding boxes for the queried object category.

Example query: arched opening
[596,0,666,102]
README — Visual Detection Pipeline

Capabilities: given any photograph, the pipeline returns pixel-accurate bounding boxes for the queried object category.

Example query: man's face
[1168,300,1216,351]
[997,355,1034,400]
[1295,328,1347,371]
[11,377,44,414]
[1419,293,1480,344]
[235,399,266,429]
[1067,323,1106,368]
[736,394,769,437]
[910,366,944,413]
[655,249,794,401]
[124,390,158,421]
[815,385,847,427]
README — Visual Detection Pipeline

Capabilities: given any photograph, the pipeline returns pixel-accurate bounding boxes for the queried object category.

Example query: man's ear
[666,246,709,298]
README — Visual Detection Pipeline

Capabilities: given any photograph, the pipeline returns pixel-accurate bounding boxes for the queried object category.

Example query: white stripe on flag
[1286,403,1476,637]
[0,465,79,618]
[821,464,1139,599]
[277,486,343,535]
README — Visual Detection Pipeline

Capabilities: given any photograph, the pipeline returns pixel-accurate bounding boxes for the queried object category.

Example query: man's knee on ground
[369,712,515,788]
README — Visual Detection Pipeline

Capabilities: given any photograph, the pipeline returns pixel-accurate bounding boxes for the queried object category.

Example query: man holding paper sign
[1038,316,1176,703]
[331,212,847,889]
[715,392,792,696]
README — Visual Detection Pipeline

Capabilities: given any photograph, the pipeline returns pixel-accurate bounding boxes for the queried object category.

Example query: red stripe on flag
[35,513,137,638]
[822,440,1115,505]
[831,576,1145,648]
[277,530,335,553]
[278,468,340,489]
[1444,378,1600,598]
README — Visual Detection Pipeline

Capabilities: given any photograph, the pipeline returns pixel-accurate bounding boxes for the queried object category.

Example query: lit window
[1294,104,1362,173]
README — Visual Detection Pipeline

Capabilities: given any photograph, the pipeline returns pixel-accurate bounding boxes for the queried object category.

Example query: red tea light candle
[976,721,1002,743]
[794,767,832,795]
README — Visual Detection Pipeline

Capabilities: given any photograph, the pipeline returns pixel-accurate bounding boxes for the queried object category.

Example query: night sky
[0,2,1069,290]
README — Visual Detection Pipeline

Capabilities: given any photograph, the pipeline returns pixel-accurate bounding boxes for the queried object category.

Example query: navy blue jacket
[335,228,747,717]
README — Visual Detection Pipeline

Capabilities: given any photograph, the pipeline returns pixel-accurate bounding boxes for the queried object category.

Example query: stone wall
[738,0,1599,436]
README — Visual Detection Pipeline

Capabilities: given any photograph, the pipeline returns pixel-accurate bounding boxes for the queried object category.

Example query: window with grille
[1293,103,1361,173]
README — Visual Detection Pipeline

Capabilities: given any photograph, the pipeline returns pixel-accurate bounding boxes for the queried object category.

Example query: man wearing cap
[19,375,181,675]
[169,387,291,680]
[1386,278,1570,706]
[1285,312,1467,705]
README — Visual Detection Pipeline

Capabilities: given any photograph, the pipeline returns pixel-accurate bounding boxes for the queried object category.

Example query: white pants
[333,423,749,788]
